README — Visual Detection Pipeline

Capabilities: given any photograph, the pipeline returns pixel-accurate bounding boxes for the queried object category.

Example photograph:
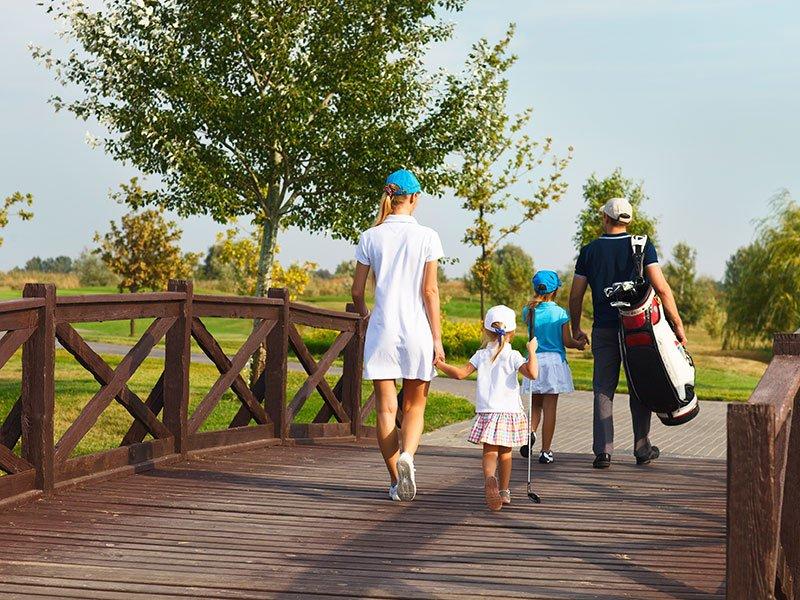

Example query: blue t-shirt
[574,233,658,329]
[521,302,569,361]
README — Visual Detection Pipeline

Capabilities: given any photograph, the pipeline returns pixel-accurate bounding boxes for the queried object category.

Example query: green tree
[662,242,706,326]
[573,169,657,250]
[35,0,471,300]
[95,181,199,336]
[471,244,534,310]
[722,190,800,346]
[334,261,357,278]
[0,192,34,248]
[453,27,572,317]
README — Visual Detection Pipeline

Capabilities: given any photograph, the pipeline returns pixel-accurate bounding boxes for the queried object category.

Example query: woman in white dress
[351,169,445,502]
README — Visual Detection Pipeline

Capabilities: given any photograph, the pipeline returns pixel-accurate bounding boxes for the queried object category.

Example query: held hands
[526,337,538,356]
[573,328,590,348]
[433,338,446,366]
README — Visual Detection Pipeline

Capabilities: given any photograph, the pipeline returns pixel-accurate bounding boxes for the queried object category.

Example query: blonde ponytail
[482,321,510,363]
[373,184,410,226]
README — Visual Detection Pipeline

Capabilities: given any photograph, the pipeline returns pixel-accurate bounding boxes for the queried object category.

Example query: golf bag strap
[631,235,648,281]
[526,304,536,342]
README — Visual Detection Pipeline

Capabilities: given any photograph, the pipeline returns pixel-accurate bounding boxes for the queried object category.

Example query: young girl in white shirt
[437,305,538,511]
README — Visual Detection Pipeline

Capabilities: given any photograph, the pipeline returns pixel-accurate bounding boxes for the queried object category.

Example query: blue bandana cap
[532,270,561,295]
[384,169,421,196]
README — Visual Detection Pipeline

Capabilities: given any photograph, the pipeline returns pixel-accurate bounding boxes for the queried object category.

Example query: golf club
[526,382,541,504]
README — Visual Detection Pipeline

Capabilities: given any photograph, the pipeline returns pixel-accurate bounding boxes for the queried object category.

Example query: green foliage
[451,26,572,316]
[24,255,73,273]
[662,242,706,326]
[74,250,118,287]
[470,244,533,310]
[0,192,34,248]
[334,261,357,277]
[95,180,199,294]
[37,0,473,298]
[573,169,657,250]
[723,190,800,346]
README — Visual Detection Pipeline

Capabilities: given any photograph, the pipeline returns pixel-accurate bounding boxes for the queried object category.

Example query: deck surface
[0,443,726,599]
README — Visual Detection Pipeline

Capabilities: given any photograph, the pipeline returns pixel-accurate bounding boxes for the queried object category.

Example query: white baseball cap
[483,305,517,333]
[601,197,633,224]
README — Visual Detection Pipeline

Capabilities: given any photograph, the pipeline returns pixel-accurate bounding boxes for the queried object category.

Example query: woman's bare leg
[497,446,513,489]
[541,394,559,452]
[399,379,429,457]
[374,379,400,483]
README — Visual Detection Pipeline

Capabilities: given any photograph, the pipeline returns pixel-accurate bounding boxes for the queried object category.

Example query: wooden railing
[0,281,374,507]
[728,332,800,600]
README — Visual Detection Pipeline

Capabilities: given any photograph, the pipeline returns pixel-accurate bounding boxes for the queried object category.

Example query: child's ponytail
[482,321,509,363]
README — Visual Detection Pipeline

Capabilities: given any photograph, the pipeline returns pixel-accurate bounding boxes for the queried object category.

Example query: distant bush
[74,251,118,287]
[24,255,73,273]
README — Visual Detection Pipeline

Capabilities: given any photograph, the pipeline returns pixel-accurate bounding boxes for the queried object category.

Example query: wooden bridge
[0,282,797,599]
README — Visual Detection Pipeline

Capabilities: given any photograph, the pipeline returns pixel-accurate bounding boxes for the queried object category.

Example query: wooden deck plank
[0,444,726,599]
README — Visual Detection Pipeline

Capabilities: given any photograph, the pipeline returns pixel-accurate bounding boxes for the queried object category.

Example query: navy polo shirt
[575,233,659,329]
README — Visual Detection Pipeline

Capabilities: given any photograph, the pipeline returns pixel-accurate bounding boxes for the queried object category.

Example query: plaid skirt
[468,412,529,448]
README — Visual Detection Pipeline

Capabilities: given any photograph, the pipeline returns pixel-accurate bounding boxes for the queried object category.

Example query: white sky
[1,0,798,278]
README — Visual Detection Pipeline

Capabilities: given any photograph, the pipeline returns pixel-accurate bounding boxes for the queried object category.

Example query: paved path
[79,341,728,460]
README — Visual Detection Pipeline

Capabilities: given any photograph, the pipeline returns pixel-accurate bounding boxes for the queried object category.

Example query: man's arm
[645,264,687,345]
[569,275,590,344]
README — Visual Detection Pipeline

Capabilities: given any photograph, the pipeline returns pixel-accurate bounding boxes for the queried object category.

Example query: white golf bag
[604,236,699,426]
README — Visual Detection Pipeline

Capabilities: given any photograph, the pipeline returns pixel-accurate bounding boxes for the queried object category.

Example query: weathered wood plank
[264,288,289,439]
[0,396,22,451]
[54,316,176,463]
[55,299,182,324]
[120,373,165,446]
[187,424,276,452]
[163,280,193,456]
[21,283,55,493]
[0,443,33,475]
[187,318,275,434]
[0,327,34,371]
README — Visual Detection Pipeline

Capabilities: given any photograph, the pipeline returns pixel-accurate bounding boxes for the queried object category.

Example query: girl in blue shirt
[521,270,587,464]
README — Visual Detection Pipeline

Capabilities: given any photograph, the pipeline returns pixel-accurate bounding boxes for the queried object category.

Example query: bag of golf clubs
[603,235,700,426]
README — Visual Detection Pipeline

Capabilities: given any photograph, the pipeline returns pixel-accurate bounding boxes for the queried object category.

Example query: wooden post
[776,333,800,598]
[727,402,780,599]
[163,279,192,456]
[344,304,365,438]
[21,283,55,493]
[264,288,289,441]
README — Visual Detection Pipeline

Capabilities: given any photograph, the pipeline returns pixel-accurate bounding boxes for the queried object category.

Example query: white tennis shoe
[389,483,401,501]
[396,452,417,501]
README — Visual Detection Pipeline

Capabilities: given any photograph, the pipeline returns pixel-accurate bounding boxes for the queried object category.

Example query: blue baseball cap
[385,169,421,196]
[532,270,561,295]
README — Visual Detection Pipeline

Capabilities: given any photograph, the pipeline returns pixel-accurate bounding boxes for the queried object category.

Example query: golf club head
[527,491,541,504]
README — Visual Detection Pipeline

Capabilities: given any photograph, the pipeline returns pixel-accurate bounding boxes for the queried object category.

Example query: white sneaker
[389,483,401,501]
[396,452,417,501]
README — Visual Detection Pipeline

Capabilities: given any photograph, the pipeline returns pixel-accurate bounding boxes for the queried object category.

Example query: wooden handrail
[727,332,800,600]
[0,282,369,508]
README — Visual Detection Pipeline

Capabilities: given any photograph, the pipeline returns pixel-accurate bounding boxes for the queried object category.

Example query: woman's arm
[562,323,587,350]
[437,361,476,380]
[351,262,370,317]
[422,260,445,364]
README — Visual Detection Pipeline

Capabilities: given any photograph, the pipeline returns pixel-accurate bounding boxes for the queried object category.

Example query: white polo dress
[355,214,444,381]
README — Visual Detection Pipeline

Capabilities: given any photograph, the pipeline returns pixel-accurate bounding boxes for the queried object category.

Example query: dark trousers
[591,327,653,458]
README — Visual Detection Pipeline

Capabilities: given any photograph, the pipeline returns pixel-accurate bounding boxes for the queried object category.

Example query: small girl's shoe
[499,489,511,505]
[389,483,401,501]
[485,476,502,511]
[539,450,554,464]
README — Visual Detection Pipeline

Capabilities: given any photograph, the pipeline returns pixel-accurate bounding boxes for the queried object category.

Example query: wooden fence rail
[0,280,373,508]
[728,332,800,600]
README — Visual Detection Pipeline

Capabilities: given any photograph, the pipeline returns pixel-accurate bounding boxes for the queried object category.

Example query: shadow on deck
[0,443,726,600]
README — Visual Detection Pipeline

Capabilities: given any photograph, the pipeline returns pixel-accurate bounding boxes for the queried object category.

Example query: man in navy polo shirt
[569,197,687,469]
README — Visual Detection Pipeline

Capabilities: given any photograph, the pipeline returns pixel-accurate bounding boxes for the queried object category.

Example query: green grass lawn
[0,350,474,461]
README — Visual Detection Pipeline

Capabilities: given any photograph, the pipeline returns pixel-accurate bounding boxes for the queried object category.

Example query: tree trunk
[248,212,279,386]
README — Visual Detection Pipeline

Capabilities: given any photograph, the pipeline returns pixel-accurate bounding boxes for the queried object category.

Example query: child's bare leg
[541,394,559,452]
[482,444,499,479]
[530,395,544,433]
[374,380,400,483]
[497,446,513,489]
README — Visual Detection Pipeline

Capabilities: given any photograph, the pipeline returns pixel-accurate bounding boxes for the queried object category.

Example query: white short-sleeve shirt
[356,214,444,381]
[469,343,526,413]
